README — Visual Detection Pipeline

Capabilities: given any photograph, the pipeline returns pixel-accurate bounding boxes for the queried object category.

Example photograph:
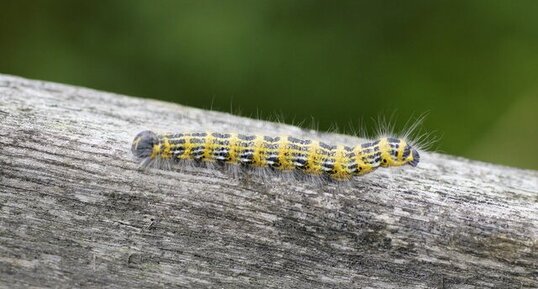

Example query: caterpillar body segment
[132,130,420,181]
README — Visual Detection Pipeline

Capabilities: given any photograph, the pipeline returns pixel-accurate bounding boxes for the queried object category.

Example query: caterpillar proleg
[131,130,420,181]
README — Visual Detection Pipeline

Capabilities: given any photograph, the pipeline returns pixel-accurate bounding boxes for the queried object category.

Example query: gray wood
[0,74,536,289]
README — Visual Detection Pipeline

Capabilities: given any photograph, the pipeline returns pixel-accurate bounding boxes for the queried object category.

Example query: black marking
[319,142,336,150]
[213,147,230,161]
[288,136,311,145]
[264,136,280,142]
[387,137,400,143]
[318,149,335,157]
[239,151,254,163]
[212,133,223,138]
[264,143,279,150]
[409,149,420,167]
[172,148,185,158]
[289,144,308,151]
[402,145,411,158]
[214,137,230,145]
[191,148,205,159]
[238,141,254,148]
[190,138,204,144]
[321,160,335,173]
[192,132,208,137]
[238,134,256,141]
[171,139,186,145]
[292,157,307,167]
[363,152,381,164]
[266,155,280,167]
[361,140,380,148]
[292,153,307,159]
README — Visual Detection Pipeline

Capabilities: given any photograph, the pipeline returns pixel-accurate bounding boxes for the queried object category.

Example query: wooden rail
[0,74,536,288]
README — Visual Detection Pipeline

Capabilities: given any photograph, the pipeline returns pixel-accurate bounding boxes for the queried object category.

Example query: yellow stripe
[278,136,293,170]
[150,143,161,159]
[181,134,192,159]
[203,132,214,161]
[354,145,372,175]
[252,135,265,167]
[379,137,391,167]
[228,133,239,163]
[306,141,322,175]
[160,137,172,159]
[333,145,351,180]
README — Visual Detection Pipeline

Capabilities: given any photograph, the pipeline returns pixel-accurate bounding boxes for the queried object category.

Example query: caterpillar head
[380,138,420,168]
[131,130,159,159]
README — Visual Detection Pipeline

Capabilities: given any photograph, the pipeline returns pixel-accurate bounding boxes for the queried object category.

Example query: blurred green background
[1,0,536,169]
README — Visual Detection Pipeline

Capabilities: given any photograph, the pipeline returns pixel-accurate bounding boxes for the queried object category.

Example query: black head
[131,130,159,159]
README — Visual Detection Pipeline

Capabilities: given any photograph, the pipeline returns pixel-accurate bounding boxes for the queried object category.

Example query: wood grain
[0,74,536,288]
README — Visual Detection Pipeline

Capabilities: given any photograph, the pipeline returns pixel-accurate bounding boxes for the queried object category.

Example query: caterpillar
[131,130,420,181]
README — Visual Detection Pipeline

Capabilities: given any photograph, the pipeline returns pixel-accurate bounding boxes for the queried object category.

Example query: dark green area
[1,0,536,169]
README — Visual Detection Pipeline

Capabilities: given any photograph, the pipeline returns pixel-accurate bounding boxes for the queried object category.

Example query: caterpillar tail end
[408,149,420,167]
[132,130,159,159]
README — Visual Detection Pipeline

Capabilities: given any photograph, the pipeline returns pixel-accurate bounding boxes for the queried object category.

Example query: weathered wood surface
[0,74,536,289]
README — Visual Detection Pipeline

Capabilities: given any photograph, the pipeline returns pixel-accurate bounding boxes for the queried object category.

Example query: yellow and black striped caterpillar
[131,130,420,181]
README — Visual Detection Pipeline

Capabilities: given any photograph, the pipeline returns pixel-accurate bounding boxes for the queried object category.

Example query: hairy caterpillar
[131,130,420,181]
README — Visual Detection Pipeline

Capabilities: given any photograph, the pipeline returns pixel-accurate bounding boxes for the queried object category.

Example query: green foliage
[1,0,536,169]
